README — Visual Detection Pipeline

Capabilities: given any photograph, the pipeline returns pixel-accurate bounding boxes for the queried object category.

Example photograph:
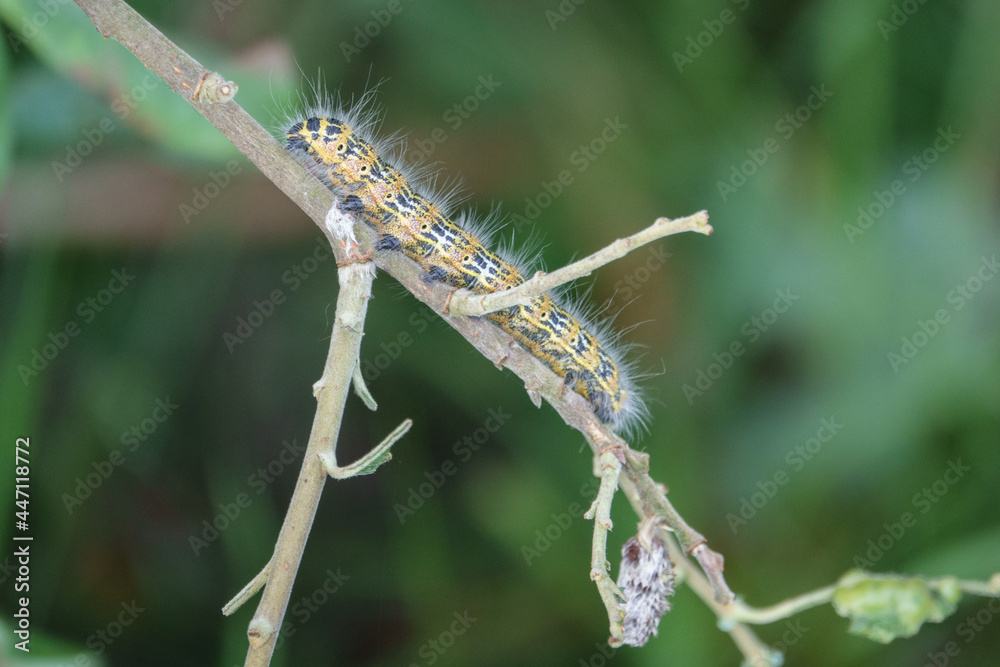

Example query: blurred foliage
[1,0,999,665]
[831,571,962,644]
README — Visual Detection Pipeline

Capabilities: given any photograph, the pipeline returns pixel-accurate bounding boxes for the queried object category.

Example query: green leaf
[832,570,962,643]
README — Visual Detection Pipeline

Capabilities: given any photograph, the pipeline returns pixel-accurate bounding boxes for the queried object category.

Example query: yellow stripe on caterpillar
[286,112,647,434]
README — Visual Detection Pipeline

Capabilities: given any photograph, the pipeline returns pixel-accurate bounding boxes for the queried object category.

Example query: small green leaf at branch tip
[324,418,411,479]
[832,570,962,644]
[353,450,393,476]
[322,449,393,479]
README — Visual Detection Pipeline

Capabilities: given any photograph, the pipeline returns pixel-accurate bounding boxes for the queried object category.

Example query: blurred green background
[1,0,999,665]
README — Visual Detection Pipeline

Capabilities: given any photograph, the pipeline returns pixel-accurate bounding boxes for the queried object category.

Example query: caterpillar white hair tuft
[280,79,650,437]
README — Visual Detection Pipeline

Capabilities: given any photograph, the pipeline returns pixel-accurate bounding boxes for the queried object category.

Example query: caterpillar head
[286,117,381,187]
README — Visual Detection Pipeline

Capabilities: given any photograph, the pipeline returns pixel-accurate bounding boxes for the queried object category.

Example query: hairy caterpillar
[284,92,647,434]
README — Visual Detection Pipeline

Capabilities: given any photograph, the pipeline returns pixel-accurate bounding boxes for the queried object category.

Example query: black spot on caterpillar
[283,92,648,434]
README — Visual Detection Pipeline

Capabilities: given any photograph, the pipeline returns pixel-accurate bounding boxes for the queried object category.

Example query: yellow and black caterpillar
[286,102,646,434]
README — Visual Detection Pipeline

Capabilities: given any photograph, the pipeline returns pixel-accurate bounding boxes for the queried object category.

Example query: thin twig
[718,573,1000,627]
[72,0,343,258]
[223,558,274,617]
[242,257,377,663]
[71,0,739,659]
[662,529,779,664]
[619,443,735,604]
[221,421,410,616]
[321,418,411,479]
[70,0,636,441]
[728,584,838,626]
[956,574,1000,598]
[67,4,1000,666]
[579,425,736,607]
[321,203,380,413]
[446,213,712,316]
[584,448,626,645]
[351,363,379,411]
[611,467,774,665]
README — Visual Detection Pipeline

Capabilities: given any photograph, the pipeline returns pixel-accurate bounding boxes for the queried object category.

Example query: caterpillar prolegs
[285,99,647,434]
